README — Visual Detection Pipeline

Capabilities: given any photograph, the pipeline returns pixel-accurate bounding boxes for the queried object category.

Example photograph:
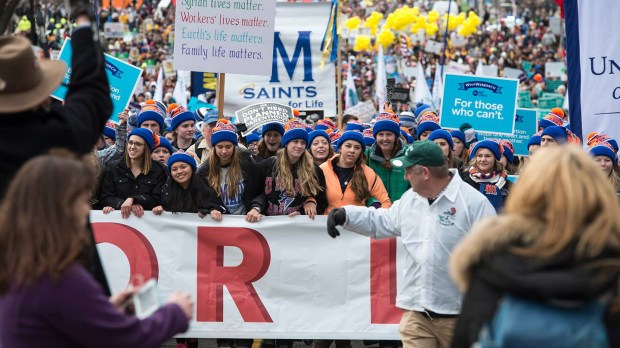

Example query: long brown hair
[275,148,322,197]
[124,144,152,175]
[339,152,370,203]
[506,145,620,259]
[257,139,278,159]
[0,153,95,294]
[207,146,243,199]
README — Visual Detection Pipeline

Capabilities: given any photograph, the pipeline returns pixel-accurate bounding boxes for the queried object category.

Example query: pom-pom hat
[128,128,158,151]
[373,112,401,137]
[169,104,195,131]
[211,120,238,147]
[469,140,502,161]
[137,99,166,132]
[281,120,309,147]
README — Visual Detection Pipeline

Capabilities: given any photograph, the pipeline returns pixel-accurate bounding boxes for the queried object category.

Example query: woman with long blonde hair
[197,120,256,216]
[450,145,620,348]
[245,120,327,223]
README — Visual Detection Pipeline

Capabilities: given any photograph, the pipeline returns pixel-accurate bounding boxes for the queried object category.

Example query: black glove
[327,208,346,238]
[236,123,248,133]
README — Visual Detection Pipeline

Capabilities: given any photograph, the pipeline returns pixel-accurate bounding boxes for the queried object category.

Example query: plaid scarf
[469,167,508,188]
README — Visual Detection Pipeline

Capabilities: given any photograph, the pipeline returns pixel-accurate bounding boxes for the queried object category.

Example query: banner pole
[217,73,225,119]
[337,41,343,128]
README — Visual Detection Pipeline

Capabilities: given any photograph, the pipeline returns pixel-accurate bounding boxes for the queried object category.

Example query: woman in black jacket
[153,152,226,219]
[245,120,327,223]
[196,121,256,215]
[450,146,620,348]
[100,128,167,218]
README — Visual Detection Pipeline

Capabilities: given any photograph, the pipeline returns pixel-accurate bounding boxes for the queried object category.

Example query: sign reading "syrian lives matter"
[173,0,276,75]
[224,3,336,116]
[440,73,518,135]
[235,102,293,136]
[92,213,404,339]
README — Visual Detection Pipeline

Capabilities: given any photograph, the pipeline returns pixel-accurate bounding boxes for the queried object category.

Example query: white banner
[92,212,405,339]
[223,3,336,116]
[173,0,276,75]
[565,0,620,140]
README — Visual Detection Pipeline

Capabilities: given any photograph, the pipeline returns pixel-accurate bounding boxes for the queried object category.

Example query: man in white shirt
[327,141,496,348]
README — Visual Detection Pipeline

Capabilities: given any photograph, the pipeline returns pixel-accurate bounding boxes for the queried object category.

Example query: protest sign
[163,59,176,78]
[440,73,518,135]
[545,62,565,78]
[173,0,276,75]
[521,61,532,72]
[51,39,142,123]
[224,3,336,116]
[343,100,376,123]
[424,40,443,54]
[503,67,524,79]
[92,213,404,339]
[392,87,409,103]
[104,22,125,38]
[478,108,537,156]
[545,80,564,93]
[480,64,498,77]
[235,102,293,136]
[538,97,563,109]
[445,61,471,75]
[550,16,562,35]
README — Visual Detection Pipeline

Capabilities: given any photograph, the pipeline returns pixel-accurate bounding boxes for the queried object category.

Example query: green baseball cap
[390,140,446,168]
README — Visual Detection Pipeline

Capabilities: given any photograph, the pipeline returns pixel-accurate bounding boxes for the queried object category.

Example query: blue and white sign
[440,73,518,135]
[478,108,537,157]
[51,38,143,123]
[565,0,620,141]
[223,3,336,116]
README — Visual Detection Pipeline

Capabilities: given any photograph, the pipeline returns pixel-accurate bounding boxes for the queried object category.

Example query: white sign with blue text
[440,73,518,135]
[51,38,143,124]
[223,3,336,116]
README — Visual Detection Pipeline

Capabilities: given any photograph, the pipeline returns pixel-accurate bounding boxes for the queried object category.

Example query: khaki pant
[399,310,456,348]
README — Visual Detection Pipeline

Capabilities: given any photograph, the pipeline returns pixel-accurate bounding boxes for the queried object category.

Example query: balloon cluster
[364,11,384,35]
[457,12,482,37]
[354,35,372,51]
[345,16,362,31]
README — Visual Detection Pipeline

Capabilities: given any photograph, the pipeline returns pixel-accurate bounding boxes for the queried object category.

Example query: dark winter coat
[99,159,167,210]
[0,27,111,198]
[244,156,327,216]
[449,216,620,348]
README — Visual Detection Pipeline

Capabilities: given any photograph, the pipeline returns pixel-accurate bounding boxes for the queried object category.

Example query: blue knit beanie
[307,130,330,149]
[428,129,454,150]
[372,112,401,138]
[502,144,515,164]
[211,121,238,147]
[345,121,365,132]
[413,102,433,119]
[337,130,366,152]
[590,144,618,166]
[450,130,467,147]
[541,126,569,144]
[102,126,116,140]
[401,129,414,144]
[417,120,441,137]
[470,140,501,161]
[167,152,197,172]
[262,122,285,137]
[136,100,167,134]
[281,121,309,147]
[527,135,541,148]
[399,111,416,129]
[169,104,195,131]
[128,128,155,151]
[155,137,174,154]
[245,133,261,144]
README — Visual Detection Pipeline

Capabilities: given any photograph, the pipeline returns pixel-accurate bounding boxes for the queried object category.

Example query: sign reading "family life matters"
[440,73,518,135]
[173,0,276,75]
[51,38,143,124]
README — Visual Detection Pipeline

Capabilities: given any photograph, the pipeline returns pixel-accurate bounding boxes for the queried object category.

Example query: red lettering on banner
[370,239,401,324]
[92,223,159,283]
[197,227,273,322]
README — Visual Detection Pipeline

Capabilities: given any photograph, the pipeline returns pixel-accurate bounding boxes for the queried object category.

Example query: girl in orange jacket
[320,130,391,214]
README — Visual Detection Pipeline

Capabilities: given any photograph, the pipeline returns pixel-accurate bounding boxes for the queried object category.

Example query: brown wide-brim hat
[0,35,67,113]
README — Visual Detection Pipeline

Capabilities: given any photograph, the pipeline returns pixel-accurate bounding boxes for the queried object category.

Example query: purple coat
[0,263,188,347]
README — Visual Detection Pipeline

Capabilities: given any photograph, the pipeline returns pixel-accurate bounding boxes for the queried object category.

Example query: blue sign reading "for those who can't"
[440,73,518,135]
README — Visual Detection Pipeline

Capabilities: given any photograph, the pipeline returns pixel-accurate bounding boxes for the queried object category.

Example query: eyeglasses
[128,140,145,148]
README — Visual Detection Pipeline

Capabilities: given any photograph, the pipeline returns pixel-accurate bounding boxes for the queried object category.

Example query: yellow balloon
[377,29,396,49]
[427,10,439,23]
[354,35,372,52]
[345,17,362,31]
[425,23,439,36]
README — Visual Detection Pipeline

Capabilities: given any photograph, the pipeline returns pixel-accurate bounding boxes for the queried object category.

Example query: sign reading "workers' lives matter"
[173,0,276,75]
